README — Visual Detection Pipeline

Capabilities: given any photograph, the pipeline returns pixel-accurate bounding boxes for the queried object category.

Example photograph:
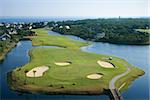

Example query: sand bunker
[26,66,49,77]
[97,60,114,68]
[55,61,71,66]
[87,73,103,79]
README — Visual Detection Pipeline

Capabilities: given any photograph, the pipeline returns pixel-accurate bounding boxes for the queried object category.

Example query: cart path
[109,65,131,89]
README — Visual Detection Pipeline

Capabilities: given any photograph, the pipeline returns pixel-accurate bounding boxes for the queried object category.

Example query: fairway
[9,29,144,94]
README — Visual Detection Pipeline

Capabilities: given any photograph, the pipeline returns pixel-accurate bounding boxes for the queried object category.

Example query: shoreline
[7,29,145,96]
[8,70,144,95]
[0,42,17,61]
[0,31,149,62]
[0,37,31,62]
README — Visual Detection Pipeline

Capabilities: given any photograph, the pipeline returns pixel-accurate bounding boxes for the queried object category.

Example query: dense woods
[52,18,150,44]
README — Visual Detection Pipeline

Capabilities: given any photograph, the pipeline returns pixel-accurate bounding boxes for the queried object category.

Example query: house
[8,29,18,35]
[18,24,23,29]
[13,24,17,28]
[59,26,63,29]
[0,23,4,26]
[0,33,11,41]
[8,30,18,35]
[54,24,58,27]
[96,32,105,38]
[29,26,32,30]
[65,26,70,29]
[44,22,48,26]
[5,23,10,28]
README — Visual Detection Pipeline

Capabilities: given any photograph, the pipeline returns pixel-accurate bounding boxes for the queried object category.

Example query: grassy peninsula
[8,29,144,95]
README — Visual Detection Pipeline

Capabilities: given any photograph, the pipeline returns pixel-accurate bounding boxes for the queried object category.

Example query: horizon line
[0,16,150,18]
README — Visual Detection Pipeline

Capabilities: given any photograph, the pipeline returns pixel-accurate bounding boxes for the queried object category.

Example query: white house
[6,24,10,28]
[29,26,32,30]
[59,26,63,29]
[8,29,18,35]
[18,24,23,29]
[65,26,70,29]
[54,24,58,27]
[0,23,4,26]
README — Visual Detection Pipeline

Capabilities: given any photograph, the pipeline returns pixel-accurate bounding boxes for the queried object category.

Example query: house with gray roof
[0,33,11,41]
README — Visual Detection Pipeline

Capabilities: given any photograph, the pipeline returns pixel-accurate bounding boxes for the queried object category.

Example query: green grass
[31,29,89,49]
[9,28,144,94]
[136,29,150,34]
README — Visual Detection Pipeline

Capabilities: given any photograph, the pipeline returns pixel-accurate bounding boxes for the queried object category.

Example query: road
[109,64,131,89]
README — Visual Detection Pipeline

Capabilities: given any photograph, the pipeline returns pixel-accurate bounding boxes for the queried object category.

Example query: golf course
[8,29,144,95]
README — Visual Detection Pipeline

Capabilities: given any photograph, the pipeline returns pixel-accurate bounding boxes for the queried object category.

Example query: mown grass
[31,29,89,49]
[115,66,144,93]
[9,28,144,94]
[136,29,150,34]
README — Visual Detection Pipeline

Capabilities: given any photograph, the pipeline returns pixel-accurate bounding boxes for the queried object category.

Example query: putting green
[9,29,144,94]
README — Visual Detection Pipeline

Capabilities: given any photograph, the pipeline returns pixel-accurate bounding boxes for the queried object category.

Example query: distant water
[0,17,89,23]
[48,31,86,42]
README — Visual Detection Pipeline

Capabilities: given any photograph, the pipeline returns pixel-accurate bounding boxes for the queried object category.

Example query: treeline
[52,18,150,45]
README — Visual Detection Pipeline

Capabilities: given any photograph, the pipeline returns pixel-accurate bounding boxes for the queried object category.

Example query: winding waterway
[0,40,108,100]
[0,31,149,100]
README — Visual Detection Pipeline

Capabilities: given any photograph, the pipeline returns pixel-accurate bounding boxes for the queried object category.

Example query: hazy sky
[0,0,149,17]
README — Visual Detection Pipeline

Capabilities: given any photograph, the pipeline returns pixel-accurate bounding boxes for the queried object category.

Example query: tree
[24,70,29,85]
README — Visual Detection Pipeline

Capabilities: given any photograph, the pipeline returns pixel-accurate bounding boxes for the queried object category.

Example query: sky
[0,0,149,17]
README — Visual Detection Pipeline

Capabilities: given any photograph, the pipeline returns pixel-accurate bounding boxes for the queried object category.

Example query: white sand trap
[97,60,114,68]
[26,66,49,77]
[87,73,103,79]
[55,62,71,66]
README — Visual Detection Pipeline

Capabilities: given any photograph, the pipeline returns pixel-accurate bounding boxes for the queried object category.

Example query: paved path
[109,64,131,89]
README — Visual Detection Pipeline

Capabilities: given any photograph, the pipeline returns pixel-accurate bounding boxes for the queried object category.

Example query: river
[0,31,149,100]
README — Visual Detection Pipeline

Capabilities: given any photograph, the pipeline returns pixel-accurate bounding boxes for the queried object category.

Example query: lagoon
[0,41,108,100]
[0,31,149,100]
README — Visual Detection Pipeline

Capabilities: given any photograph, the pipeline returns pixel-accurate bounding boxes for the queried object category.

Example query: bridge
[108,89,123,100]
[108,63,131,100]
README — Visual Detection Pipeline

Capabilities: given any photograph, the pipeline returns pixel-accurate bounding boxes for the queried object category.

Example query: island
[8,29,144,97]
